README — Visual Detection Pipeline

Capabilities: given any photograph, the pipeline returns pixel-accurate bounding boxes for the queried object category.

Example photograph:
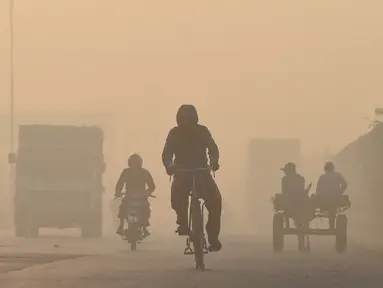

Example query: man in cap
[280,162,307,226]
[281,162,306,198]
[162,104,222,252]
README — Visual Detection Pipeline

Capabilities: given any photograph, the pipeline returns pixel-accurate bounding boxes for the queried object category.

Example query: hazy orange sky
[1,1,383,153]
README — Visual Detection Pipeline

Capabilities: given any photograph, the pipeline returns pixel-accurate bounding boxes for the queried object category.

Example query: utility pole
[9,0,15,153]
[7,0,16,228]
[9,0,15,154]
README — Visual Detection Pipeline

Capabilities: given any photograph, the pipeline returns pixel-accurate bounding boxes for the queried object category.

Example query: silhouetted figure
[162,104,222,252]
[316,161,347,229]
[114,154,155,237]
[281,162,307,227]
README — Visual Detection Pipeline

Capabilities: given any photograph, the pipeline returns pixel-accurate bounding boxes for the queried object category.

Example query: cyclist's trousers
[171,171,222,241]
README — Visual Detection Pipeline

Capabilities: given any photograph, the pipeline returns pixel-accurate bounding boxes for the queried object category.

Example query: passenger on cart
[314,161,348,230]
[280,162,310,228]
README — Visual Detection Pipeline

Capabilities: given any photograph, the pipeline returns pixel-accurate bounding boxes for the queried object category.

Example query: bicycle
[171,167,214,271]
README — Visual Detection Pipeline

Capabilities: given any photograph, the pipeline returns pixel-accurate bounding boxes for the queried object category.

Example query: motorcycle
[115,192,155,251]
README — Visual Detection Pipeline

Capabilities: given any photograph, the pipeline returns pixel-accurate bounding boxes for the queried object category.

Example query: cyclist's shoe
[208,239,222,252]
[116,226,124,236]
[143,227,151,238]
[176,225,190,236]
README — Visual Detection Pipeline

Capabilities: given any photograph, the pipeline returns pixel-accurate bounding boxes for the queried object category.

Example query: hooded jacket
[162,105,219,169]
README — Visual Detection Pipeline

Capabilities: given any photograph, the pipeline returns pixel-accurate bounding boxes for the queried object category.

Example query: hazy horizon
[1,1,382,153]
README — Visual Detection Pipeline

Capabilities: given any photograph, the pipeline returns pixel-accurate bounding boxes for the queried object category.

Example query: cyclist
[114,154,155,237]
[162,104,222,252]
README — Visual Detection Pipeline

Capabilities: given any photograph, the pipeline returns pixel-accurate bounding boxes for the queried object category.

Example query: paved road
[0,230,382,287]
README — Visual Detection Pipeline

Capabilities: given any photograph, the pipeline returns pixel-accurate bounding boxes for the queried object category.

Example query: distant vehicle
[12,125,105,238]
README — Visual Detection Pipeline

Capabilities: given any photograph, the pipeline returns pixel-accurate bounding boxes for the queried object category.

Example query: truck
[246,138,301,227]
[13,125,105,238]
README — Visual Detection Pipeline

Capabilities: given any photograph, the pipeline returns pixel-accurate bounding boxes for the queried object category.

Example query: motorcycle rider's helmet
[176,104,199,126]
[324,161,335,172]
[128,153,143,168]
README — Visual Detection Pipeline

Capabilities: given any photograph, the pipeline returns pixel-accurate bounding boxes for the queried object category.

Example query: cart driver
[280,162,307,225]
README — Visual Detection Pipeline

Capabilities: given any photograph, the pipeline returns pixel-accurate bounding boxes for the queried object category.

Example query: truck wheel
[298,234,305,252]
[14,212,28,238]
[298,234,310,253]
[273,213,284,252]
[15,223,28,238]
[336,215,347,254]
[29,226,39,238]
[81,227,91,238]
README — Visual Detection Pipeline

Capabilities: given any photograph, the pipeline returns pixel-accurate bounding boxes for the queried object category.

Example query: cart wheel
[305,236,311,253]
[297,224,310,253]
[298,234,305,252]
[336,215,347,254]
[300,235,311,253]
[273,213,284,252]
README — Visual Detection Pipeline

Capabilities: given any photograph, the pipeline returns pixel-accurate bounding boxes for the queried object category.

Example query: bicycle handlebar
[113,194,156,200]
[169,166,215,181]
[173,167,213,172]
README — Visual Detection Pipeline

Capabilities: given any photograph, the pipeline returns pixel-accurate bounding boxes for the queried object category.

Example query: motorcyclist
[315,161,347,229]
[114,153,155,237]
[280,162,307,225]
[161,104,222,252]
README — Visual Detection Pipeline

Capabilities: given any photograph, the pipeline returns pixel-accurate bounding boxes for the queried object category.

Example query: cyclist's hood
[176,104,199,126]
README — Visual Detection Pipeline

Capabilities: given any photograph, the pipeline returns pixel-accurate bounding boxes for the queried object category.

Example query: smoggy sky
[0,0,383,153]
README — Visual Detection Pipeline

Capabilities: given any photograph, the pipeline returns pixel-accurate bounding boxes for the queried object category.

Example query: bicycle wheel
[130,241,137,251]
[191,199,204,270]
